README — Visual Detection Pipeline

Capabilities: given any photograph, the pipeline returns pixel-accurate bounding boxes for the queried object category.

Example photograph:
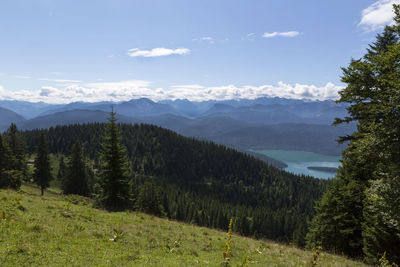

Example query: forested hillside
[21,122,328,246]
[0,107,26,131]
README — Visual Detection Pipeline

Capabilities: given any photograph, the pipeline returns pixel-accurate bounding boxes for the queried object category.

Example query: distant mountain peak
[127,98,154,104]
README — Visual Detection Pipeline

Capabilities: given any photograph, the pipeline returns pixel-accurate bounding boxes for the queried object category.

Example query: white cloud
[243,33,257,41]
[170,84,205,90]
[127,47,190,57]
[359,0,398,31]
[0,80,152,104]
[0,81,343,104]
[13,75,31,79]
[168,82,342,101]
[38,78,81,83]
[0,85,5,97]
[262,31,301,38]
[1,74,32,79]
[193,36,214,44]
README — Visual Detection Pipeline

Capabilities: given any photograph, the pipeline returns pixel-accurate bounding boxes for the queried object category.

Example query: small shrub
[1,210,8,224]
[190,249,199,257]
[241,255,251,267]
[311,245,322,266]
[60,202,73,217]
[222,218,233,266]
[0,170,22,190]
[63,194,93,206]
[202,241,212,251]
[29,224,42,232]
[13,196,25,211]
[109,228,124,242]
[165,238,182,253]
[93,232,104,239]
[379,252,399,267]
[74,224,85,232]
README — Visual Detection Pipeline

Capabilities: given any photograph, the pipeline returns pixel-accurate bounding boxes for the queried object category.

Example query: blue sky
[0,0,397,103]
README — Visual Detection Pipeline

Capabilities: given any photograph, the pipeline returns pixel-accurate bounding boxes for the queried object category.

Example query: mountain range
[0,97,354,167]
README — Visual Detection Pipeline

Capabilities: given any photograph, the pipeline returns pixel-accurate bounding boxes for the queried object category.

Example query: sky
[0,0,398,103]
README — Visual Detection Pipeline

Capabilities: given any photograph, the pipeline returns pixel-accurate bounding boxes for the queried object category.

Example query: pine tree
[34,133,52,196]
[0,134,21,189]
[98,109,132,211]
[306,173,365,256]
[62,142,90,196]
[5,123,27,175]
[135,179,165,216]
[57,156,66,180]
[0,135,13,171]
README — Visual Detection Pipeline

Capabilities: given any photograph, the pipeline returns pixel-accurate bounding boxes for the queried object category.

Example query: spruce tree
[34,133,52,196]
[307,4,400,263]
[57,156,66,180]
[0,135,13,171]
[0,135,21,189]
[62,142,90,196]
[98,109,132,211]
[5,123,27,175]
[135,179,165,216]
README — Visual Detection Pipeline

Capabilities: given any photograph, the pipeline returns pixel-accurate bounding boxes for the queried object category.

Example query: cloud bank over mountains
[0,81,343,104]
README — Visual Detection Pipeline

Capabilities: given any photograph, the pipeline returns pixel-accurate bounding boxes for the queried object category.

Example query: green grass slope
[0,185,368,267]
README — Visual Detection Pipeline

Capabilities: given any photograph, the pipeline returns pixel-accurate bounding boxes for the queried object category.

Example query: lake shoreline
[249,149,341,179]
[307,166,338,173]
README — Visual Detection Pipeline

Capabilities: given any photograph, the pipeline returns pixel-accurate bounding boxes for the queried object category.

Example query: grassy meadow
[0,185,368,266]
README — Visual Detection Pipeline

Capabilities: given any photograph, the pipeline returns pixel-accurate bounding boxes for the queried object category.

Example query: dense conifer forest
[19,121,328,247]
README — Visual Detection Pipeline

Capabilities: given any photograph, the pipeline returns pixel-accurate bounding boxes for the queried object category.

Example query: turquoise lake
[250,149,341,179]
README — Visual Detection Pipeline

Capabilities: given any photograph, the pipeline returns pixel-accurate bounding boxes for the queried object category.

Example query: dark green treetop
[62,142,90,196]
[57,155,66,180]
[5,123,27,178]
[34,133,52,196]
[0,135,14,171]
[98,109,132,211]
[135,178,165,217]
[0,134,21,189]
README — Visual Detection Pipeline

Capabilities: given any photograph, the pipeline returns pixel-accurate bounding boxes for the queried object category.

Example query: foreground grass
[0,185,368,266]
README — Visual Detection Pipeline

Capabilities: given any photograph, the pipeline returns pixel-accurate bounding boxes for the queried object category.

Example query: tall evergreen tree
[34,133,52,196]
[307,4,400,263]
[0,135,13,171]
[62,142,90,196]
[0,134,21,189]
[98,109,132,211]
[135,179,165,216]
[57,156,66,180]
[5,123,27,174]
